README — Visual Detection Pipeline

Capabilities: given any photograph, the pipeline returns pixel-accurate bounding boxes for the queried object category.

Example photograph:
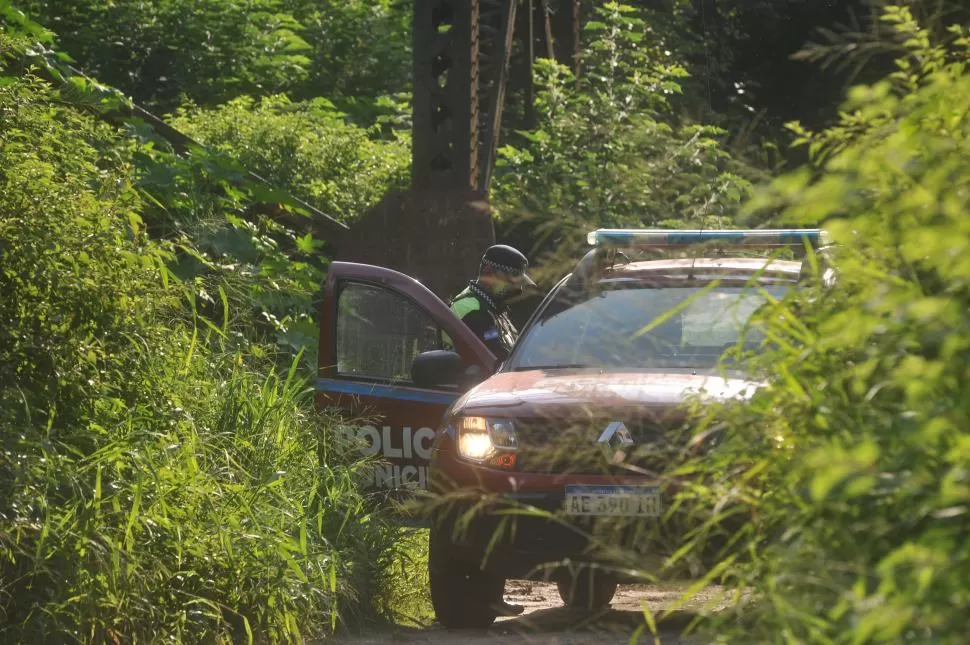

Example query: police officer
[448,245,536,617]
[450,244,536,362]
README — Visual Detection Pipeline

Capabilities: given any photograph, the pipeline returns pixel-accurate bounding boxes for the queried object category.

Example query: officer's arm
[460,309,509,359]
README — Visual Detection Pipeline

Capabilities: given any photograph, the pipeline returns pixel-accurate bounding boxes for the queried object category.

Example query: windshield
[507,282,790,371]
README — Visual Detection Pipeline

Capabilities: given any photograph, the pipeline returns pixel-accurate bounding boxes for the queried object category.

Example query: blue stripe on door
[315,378,459,406]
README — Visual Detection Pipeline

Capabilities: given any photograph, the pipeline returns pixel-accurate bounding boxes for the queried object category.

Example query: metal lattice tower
[337,0,581,299]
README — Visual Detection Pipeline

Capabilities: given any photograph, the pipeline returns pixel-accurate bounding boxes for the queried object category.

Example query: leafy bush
[4,0,408,396]
[170,94,410,224]
[12,0,314,110]
[282,0,412,111]
[124,94,407,368]
[12,0,410,114]
[653,7,970,643]
[0,52,402,643]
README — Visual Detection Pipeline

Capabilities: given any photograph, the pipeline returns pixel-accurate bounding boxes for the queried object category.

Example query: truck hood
[453,368,759,421]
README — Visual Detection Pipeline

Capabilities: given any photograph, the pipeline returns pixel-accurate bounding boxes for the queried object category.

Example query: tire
[556,572,618,610]
[428,529,503,629]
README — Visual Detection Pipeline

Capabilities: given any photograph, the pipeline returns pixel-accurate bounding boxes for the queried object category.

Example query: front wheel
[556,572,618,610]
[429,529,503,629]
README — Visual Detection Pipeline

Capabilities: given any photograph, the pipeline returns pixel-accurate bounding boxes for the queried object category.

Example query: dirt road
[338,581,727,645]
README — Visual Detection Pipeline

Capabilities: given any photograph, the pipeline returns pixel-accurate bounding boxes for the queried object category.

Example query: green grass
[0,330,406,643]
[381,529,434,627]
[0,61,407,643]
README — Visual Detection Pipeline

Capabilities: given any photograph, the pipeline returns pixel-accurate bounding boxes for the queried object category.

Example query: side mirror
[411,350,463,389]
[412,351,490,391]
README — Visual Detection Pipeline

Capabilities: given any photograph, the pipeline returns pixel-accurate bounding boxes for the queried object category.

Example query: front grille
[513,417,686,475]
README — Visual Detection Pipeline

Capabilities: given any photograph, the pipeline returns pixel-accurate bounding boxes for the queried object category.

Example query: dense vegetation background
[2,0,969,642]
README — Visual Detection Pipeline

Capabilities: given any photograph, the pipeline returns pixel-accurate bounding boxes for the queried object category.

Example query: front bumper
[427,441,746,582]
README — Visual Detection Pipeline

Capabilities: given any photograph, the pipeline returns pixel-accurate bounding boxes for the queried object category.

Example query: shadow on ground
[494,604,707,639]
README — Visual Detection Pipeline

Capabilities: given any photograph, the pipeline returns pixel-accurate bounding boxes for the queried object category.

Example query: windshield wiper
[512,364,589,371]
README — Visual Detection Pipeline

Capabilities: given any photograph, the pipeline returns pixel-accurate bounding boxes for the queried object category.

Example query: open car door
[316,261,496,498]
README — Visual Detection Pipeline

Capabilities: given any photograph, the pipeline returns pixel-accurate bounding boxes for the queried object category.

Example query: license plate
[564,485,662,517]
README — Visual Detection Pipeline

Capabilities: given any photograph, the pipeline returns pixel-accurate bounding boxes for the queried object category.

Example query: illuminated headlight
[456,417,518,468]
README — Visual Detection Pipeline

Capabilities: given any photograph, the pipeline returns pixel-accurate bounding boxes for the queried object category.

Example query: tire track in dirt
[337,582,727,645]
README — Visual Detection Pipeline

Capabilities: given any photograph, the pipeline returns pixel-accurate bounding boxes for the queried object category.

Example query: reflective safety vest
[444,283,517,360]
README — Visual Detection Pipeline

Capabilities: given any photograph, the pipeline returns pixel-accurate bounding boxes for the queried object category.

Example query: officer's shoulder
[450,294,482,317]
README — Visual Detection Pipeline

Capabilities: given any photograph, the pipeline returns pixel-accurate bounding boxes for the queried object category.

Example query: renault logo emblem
[597,421,634,463]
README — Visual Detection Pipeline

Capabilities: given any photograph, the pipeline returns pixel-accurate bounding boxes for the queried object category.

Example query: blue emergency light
[587,228,827,249]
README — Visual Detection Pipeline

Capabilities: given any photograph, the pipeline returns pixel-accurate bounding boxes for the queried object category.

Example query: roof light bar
[587,228,827,249]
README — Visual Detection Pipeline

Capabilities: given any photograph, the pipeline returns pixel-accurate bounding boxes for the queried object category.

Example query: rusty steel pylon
[337,0,581,299]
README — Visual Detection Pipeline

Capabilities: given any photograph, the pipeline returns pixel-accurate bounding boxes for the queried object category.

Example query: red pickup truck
[315,228,827,628]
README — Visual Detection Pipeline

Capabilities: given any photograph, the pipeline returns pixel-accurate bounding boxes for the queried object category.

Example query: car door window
[336,281,446,384]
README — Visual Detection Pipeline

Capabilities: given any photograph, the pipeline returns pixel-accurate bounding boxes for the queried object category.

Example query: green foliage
[2,0,407,395]
[281,0,412,113]
[380,529,435,627]
[493,2,767,279]
[117,94,407,367]
[12,0,312,110]
[113,116,332,370]
[0,57,404,643]
[170,94,410,223]
[657,7,970,643]
[11,0,410,114]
